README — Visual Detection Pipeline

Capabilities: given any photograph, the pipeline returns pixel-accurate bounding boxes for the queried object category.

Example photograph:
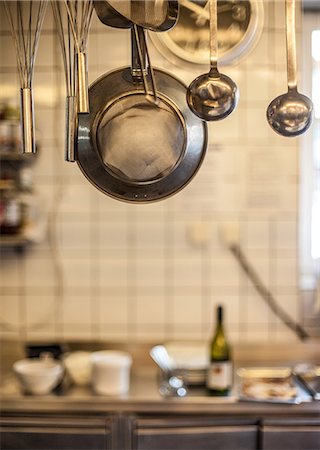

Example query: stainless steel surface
[20,88,35,154]
[94,0,132,29]
[108,0,179,32]
[266,0,313,137]
[1,340,320,414]
[186,0,239,121]
[77,67,207,203]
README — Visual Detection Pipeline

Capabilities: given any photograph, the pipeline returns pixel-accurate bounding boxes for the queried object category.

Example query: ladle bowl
[187,69,239,121]
[266,88,313,137]
[266,0,313,137]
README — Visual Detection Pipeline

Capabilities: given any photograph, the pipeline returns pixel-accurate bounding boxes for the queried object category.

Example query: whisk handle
[77,52,89,114]
[20,88,36,154]
[65,96,78,162]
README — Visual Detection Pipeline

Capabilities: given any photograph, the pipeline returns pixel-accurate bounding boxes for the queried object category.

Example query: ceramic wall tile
[99,293,129,325]
[25,294,56,328]
[274,258,299,288]
[0,34,17,68]
[63,295,92,325]
[98,258,128,287]
[172,295,203,326]
[96,29,129,70]
[0,295,21,329]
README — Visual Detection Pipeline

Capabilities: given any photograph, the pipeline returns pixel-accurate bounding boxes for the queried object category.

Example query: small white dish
[13,358,64,395]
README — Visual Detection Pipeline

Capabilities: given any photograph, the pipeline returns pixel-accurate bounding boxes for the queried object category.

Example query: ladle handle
[209,0,218,71]
[286,0,297,90]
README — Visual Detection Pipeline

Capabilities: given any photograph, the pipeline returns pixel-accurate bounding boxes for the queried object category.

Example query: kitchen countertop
[1,340,320,416]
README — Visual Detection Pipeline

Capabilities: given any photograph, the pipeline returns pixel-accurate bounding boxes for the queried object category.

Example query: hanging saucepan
[94,0,179,31]
[107,0,179,32]
[76,29,207,203]
[94,0,132,29]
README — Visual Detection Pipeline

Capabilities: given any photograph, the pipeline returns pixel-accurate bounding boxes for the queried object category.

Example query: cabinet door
[0,416,111,450]
[262,419,320,450]
[132,417,259,450]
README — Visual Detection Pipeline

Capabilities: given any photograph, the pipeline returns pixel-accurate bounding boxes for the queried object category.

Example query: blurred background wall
[0,1,302,344]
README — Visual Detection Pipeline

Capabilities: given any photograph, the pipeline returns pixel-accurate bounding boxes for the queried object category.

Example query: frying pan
[76,30,207,203]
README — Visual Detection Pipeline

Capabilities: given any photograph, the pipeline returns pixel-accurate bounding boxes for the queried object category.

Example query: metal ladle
[266,0,313,137]
[186,0,239,121]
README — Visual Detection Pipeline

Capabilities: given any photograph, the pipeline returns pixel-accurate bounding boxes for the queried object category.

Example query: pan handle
[131,26,146,77]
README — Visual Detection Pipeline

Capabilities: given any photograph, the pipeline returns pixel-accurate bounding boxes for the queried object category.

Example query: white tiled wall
[0,1,307,344]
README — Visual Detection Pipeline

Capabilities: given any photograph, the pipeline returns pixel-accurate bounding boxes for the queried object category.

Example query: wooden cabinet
[130,416,259,450]
[0,416,112,450]
[1,412,320,450]
[261,418,320,450]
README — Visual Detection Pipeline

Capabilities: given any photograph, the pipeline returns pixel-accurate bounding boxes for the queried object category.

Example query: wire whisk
[63,0,94,114]
[4,0,48,154]
[52,0,78,162]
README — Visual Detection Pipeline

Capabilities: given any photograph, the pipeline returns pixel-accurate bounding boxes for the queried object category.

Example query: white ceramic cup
[91,350,132,395]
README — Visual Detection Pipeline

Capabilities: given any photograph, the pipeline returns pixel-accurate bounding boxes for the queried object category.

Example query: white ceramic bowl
[63,351,92,386]
[13,358,64,395]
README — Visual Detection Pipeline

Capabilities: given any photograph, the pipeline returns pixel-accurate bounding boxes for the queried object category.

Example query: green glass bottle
[206,305,232,396]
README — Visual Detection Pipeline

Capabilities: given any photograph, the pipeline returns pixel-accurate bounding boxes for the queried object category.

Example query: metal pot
[77,32,207,203]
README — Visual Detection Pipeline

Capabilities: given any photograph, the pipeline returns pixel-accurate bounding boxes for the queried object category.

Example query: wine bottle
[206,305,232,395]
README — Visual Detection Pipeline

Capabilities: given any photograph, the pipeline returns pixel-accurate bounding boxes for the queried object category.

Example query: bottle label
[206,361,232,390]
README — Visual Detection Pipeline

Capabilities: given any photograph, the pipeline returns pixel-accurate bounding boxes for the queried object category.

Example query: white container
[13,358,64,395]
[91,350,132,396]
